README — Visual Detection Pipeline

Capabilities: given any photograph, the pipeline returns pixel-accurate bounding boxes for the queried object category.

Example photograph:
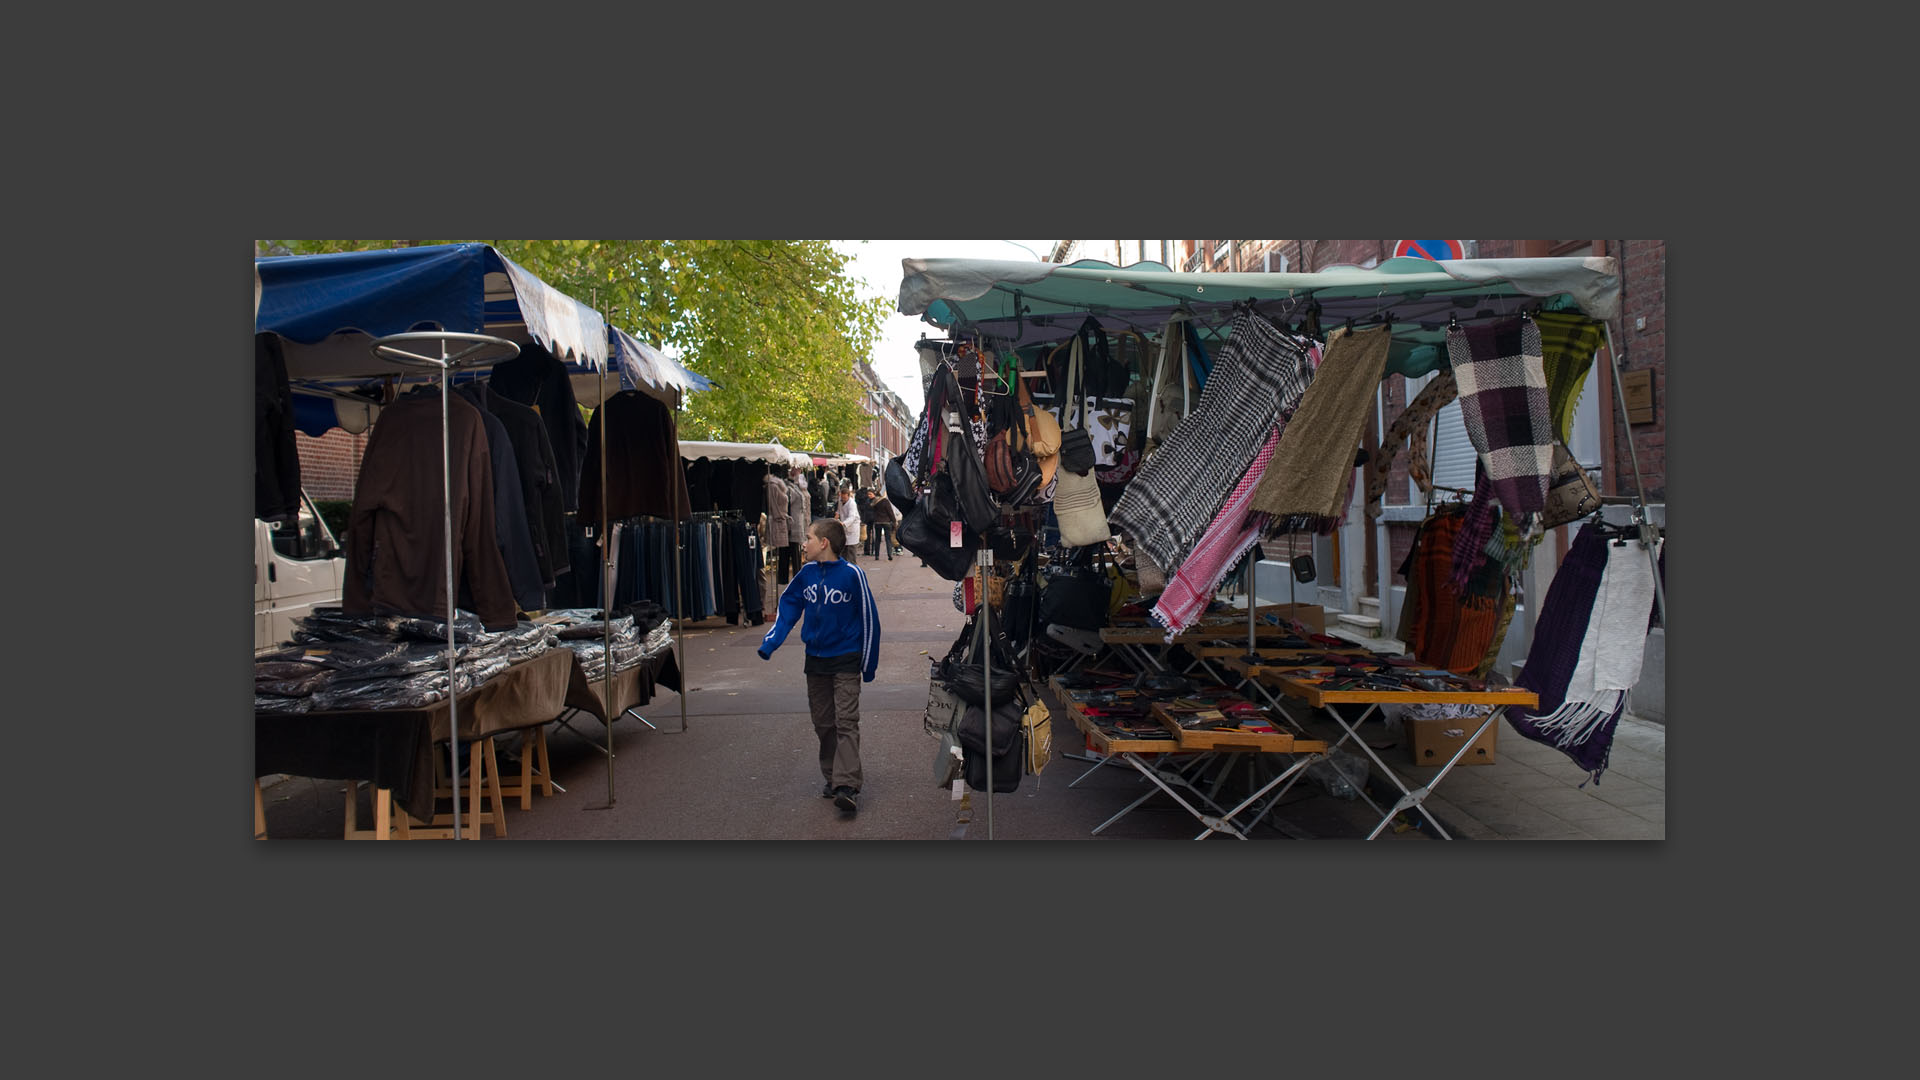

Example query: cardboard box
[1405,712,1498,767]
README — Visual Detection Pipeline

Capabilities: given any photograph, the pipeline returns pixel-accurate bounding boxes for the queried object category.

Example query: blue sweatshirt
[757,558,881,681]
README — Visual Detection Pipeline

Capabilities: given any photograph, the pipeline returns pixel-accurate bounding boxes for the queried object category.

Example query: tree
[257,239,891,449]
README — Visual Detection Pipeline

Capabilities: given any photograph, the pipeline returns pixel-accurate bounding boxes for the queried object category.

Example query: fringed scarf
[1150,426,1280,639]
[1508,528,1663,784]
[1109,310,1312,572]
[1447,318,1553,523]
[1248,325,1393,520]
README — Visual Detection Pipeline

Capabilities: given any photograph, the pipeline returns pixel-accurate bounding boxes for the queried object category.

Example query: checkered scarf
[1109,310,1311,572]
[1149,426,1280,639]
[1447,318,1552,522]
[1534,311,1605,446]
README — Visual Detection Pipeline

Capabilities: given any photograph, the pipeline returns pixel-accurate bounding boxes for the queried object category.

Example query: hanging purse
[956,696,1025,794]
[1540,441,1603,529]
[1037,559,1113,631]
[1051,334,1112,547]
[1021,699,1052,776]
[885,456,919,515]
[897,475,978,580]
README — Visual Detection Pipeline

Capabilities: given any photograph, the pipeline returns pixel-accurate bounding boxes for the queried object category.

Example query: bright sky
[832,240,1054,403]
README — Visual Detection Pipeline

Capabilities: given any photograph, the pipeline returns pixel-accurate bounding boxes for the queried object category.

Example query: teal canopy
[898,255,1620,378]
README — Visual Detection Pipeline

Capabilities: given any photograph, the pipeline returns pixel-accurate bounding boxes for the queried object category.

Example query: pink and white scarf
[1150,426,1281,639]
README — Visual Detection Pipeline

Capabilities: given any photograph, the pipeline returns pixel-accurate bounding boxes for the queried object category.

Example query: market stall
[254,243,707,834]
[895,254,1662,838]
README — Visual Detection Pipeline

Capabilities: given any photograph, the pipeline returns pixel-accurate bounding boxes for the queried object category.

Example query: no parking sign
[1391,239,1465,261]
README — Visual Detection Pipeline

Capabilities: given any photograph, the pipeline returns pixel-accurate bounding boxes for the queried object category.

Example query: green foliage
[258,239,891,451]
[314,499,352,544]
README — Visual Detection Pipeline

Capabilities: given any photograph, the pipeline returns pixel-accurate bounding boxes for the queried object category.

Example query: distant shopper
[865,486,896,560]
[757,520,881,814]
[835,485,862,565]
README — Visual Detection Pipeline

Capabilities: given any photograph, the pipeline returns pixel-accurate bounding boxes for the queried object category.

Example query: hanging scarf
[1248,325,1393,520]
[1533,311,1605,446]
[1109,309,1311,572]
[1449,464,1501,592]
[1509,530,1663,784]
[1150,426,1280,639]
[1447,318,1553,523]
[1403,508,1505,673]
[1365,371,1457,520]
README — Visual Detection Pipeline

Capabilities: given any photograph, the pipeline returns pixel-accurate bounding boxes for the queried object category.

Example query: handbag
[1540,441,1603,529]
[884,456,919,515]
[898,479,978,580]
[956,697,1025,794]
[1020,699,1052,776]
[938,611,1023,707]
[1037,561,1112,630]
[923,679,964,739]
[1052,466,1110,548]
[941,426,1001,535]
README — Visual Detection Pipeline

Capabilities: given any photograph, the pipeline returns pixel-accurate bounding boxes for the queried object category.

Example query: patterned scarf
[1403,508,1504,673]
[1248,325,1393,520]
[1365,371,1457,520]
[1149,426,1280,639]
[1447,318,1552,523]
[1508,529,1662,784]
[1533,311,1605,446]
[1109,310,1312,572]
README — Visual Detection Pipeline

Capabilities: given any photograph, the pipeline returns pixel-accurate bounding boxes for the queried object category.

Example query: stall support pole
[678,389,688,735]
[599,350,615,807]
[440,339,461,840]
[1600,321,1666,629]
[978,548,995,840]
[1245,553,1256,656]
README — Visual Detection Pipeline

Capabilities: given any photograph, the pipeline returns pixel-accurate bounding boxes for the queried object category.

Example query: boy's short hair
[811,519,847,554]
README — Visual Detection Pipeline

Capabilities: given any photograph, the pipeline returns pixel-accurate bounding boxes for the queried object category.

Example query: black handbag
[1037,562,1112,631]
[884,456,919,515]
[938,612,1023,707]
[898,480,977,581]
[956,698,1025,793]
[942,427,1001,534]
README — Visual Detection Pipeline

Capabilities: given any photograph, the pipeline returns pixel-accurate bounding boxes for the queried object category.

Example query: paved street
[256,553,1664,841]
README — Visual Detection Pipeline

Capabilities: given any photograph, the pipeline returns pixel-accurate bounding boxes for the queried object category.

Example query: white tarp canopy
[678,440,795,465]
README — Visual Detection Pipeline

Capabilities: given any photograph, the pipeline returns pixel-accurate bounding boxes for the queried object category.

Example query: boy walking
[757,520,882,813]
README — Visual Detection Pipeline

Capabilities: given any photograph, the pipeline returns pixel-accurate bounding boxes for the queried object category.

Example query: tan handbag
[1540,442,1603,529]
[1021,699,1052,776]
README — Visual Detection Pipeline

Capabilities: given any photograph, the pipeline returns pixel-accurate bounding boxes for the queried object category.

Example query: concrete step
[1336,613,1382,633]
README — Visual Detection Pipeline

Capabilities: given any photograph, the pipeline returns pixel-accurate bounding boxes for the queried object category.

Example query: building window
[1213,240,1230,264]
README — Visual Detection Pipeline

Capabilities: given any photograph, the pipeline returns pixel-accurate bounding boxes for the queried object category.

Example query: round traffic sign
[1391,239,1465,261]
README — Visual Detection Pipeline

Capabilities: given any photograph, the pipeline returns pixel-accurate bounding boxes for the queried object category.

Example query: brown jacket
[343,392,519,629]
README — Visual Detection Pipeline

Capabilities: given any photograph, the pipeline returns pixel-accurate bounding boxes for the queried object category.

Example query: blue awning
[258,243,708,434]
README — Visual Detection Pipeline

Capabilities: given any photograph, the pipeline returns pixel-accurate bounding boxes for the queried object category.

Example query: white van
[255,489,348,653]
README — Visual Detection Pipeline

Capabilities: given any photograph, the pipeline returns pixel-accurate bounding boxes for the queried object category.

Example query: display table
[1052,675,1328,840]
[551,648,683,755]
[1220,656,1538,840]
[255,647,573,838]
[1098,605,1330,681]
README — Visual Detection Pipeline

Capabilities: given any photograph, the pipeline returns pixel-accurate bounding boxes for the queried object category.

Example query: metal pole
[1245,549,1256,655]
[687,386,695,730]
[440,340,461,840]
[978,548,994,840]
[600,347,615,806]
[1600,321,1667,629]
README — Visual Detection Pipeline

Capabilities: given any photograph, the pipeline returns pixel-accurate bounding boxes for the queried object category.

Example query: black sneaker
[821,783,834,798]
[833,786,858,812]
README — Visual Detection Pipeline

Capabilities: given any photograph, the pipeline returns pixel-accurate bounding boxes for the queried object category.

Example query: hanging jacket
[344,391,518,630]
[765,471,791,540]
[785,479,808,545]
[578,390,691,525]
[486,340,588,514]
[482,384,567,583]
[456,384,545,612]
